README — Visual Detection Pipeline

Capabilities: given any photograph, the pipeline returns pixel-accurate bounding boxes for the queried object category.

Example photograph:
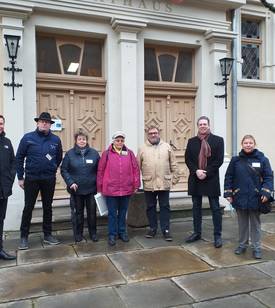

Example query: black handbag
[240,158,274,214]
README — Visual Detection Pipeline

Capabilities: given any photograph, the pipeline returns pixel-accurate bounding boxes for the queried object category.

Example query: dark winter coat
[224,149,273,210]
[16,129,62,180]
[61,145,100,195]
[0,132,16,198]
[185,133,224,197]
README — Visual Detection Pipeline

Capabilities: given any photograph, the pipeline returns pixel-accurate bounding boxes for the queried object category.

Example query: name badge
[252,162,261,168]
[46,154,52,161]
[121,151,128,156]
[86,159,93,164]
[4,145,9,149]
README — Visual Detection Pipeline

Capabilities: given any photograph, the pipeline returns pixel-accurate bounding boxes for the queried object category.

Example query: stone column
[1,16,25,230]
[204,30,237,207]
[111,18,146,153]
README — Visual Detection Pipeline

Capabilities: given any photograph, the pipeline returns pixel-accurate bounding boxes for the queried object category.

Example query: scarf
[197,129,211,170]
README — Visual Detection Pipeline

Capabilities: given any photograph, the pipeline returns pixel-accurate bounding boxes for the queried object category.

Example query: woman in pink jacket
[97,131,140,246]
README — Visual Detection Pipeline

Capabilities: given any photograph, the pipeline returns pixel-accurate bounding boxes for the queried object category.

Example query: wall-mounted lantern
[3,34,22,101]
[215,57,234,109]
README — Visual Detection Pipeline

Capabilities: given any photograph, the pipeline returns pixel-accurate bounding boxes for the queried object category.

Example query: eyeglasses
[148,132,159,135]
[114,139,125,143]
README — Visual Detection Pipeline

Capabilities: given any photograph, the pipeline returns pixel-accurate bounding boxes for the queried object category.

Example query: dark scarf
[197,129,211,170]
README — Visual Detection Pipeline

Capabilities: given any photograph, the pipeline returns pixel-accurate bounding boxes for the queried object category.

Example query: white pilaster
[1,16,25,230]
[111,18,146,153]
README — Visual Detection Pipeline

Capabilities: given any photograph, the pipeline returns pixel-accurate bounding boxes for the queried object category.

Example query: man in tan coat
[137,126,179,241]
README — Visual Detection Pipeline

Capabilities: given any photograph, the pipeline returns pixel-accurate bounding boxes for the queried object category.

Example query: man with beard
[137,126,179,241]
[185,116,224,248]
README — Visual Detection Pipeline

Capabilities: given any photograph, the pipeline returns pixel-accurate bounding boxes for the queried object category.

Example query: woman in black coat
[224,135,273,259]
[61,130,100,243]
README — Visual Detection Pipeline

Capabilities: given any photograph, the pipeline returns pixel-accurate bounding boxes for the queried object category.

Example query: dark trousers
[70,194,97,241]
[106,196,130,238]
[144,190,170,233]
[192,195,222,238]
[20,178,56,238]
[0,198,8,250]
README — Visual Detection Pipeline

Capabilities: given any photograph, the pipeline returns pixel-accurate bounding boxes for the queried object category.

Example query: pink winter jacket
[97,144,140,196]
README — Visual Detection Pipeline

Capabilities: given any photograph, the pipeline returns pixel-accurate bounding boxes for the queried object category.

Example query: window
[241,19,262,79]
[36,35,103,77]
[144,47,193,83]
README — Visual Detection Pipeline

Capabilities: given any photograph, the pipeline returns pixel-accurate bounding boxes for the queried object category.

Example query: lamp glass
[219,57,234,77]
[4,35,21,59]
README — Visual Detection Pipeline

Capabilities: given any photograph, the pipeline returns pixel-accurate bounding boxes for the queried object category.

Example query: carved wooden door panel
[37,89,105,198]
[144,95,195,191]
[73,92,105,154]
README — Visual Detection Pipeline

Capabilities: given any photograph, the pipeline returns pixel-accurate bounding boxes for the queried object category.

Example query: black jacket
[185,133,224,197]
[224,149,273,210]
[61,145,100,195]
[0,132,16,198]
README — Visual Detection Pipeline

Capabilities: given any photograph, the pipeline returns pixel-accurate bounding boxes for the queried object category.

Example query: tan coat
[137,140,179,191]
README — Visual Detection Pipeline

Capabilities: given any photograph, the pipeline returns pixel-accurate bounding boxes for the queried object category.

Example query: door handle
[169,140,178,150]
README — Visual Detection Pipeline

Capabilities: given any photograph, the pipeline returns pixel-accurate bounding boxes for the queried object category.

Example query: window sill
[238,79,275,89]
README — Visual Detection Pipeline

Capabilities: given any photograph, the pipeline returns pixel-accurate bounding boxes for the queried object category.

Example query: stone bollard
[127,191,149,228]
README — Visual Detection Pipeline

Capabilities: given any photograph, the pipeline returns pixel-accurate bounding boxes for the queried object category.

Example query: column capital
[204,29,237,45]
[111,17,147,34]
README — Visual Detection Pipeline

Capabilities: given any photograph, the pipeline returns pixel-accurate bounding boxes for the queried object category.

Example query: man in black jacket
[0,115,16,260]
[185,116,224,248]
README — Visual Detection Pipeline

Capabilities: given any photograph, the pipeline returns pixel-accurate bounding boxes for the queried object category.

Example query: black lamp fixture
[214,57,234,109]
[3,34,22,101]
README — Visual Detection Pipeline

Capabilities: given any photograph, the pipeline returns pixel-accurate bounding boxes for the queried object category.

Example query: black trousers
[20,178,56,238]
[70,194,97,241]
[144,190,170,233]
[0,198,8,250]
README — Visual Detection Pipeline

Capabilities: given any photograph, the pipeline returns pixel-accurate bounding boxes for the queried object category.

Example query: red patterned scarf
[197,129,211,170]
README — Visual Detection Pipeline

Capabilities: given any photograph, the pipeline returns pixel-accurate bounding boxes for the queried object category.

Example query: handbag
[239,158,274,214]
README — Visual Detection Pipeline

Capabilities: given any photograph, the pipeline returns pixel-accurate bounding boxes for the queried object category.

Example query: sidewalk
[1,213,275,307]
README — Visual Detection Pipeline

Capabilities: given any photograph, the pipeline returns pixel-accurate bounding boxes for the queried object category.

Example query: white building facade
[1,0,274,230]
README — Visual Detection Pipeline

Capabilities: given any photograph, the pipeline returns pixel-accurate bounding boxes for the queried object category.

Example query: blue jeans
[144,190,170,233]
[106,196,130,238]
[192,196,222,238]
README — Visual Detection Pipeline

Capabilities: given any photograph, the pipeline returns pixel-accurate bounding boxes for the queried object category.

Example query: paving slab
[261,222,275,233]
[108,246,211,283]
[262,233,275,250]
[0,300,33,308]
[17,244,77,265]
[253,260,275,278]
[0,255,17,268]
[115,279,193,308]
[193,294,266,307]
[74,238,142,257]
[251,286,275,307]
[134,233,184,249]
[173,265,275,301]
[35,287,126,308]
[183,241,268,268]
[55,229,75,245]
[0,255,125,303]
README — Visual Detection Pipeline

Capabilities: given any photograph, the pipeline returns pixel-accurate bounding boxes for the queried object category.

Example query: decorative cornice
[205,29,238,44]
[111,18,147,33]
[238,80,275,88]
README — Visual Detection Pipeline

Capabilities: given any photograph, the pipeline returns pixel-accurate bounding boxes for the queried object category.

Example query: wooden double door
[37,86,105,198]
[144,85,197,191]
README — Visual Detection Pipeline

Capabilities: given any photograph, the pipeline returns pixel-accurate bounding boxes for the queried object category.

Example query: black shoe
[185,233,201,243]
[119,234,129,242]
[44,235,61,245]
[214,237,223,248]
[18,237,29,250]
[108,236,116,246]
[145,229,157,238]
[0,249,16,260]
[253,249,262,259]
[91,234,98,242]
[234,246,246,255]
[163,230,173,241]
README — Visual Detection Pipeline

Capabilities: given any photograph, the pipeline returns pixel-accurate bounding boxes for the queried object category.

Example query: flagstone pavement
[1,213,275,307]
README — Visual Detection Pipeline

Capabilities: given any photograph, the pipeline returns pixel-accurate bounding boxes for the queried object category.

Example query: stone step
[29,193,222,233]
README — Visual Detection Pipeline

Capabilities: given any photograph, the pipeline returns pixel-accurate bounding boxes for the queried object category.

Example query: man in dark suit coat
[185,116,224,248]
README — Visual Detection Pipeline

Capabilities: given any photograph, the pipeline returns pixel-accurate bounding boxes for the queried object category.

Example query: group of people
[0,112,273,262]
